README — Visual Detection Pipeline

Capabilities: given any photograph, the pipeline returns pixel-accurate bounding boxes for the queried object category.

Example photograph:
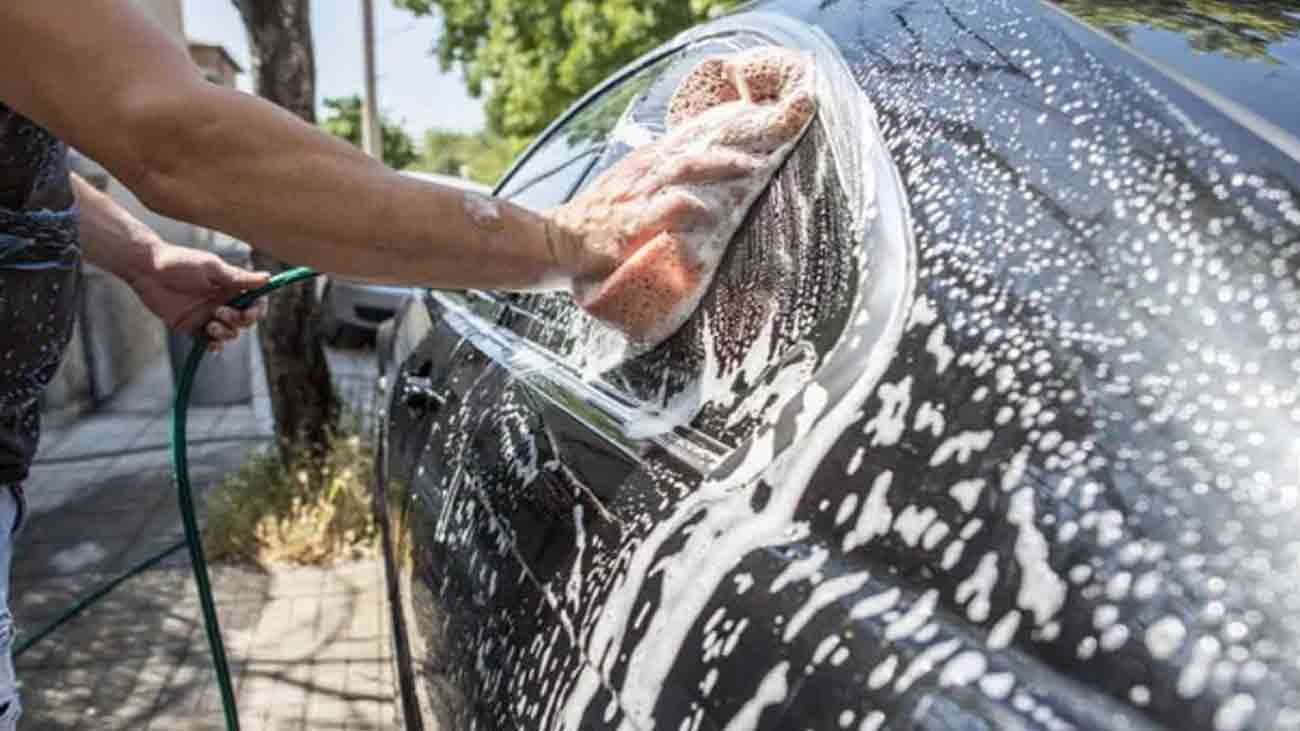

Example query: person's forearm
[71,172,162,288]
[144,85,574,289]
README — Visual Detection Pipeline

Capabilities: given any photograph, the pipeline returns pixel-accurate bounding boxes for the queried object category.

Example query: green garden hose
[15,266,320,731]
[172,266,318,731]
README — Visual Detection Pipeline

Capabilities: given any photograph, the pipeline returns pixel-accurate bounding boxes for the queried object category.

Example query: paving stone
[14,348,393,729]
[37,416,155,461]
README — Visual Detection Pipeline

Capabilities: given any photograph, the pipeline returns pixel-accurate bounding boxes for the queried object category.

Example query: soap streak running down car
[373,1,1300,729]
[317,171,490,344]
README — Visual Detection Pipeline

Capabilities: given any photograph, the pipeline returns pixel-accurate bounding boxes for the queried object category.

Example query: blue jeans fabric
[0,485,25,729]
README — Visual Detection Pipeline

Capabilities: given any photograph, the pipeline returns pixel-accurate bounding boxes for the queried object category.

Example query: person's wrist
[544,208,584,280]
[546,205,616,286]
[122,235,168,291]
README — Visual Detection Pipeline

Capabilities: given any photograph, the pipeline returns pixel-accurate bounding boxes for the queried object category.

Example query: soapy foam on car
[574,47,819,349]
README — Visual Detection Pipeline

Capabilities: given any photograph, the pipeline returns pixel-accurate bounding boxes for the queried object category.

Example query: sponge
[569,47,817,348]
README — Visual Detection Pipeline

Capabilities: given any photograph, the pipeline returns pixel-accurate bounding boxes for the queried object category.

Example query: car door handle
[401,374,447,414]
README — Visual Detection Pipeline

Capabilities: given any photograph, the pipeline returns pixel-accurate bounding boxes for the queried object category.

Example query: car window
[494,54,675,210]
[444,53,684,328]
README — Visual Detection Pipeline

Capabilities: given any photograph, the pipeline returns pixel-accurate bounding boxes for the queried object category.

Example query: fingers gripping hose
[13,267,319,731]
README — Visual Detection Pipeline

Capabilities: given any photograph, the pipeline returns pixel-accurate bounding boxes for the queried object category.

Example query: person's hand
[131,242,271,351]
[550,47,816,345]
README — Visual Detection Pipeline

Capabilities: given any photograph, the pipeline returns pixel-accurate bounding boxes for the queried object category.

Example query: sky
[183,0,486,138]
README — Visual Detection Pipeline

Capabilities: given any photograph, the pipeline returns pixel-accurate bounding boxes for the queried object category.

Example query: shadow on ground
[13,441,393,729]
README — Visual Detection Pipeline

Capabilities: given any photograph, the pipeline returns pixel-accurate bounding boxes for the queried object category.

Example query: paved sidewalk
[13,346,396,730]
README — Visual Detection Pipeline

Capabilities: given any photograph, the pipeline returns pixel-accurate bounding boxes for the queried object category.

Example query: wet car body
[373,1,1300,729]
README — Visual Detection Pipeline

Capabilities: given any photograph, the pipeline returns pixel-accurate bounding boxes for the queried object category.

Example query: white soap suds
[770,546,829,594]
[884,590,939,642]
[1105,571,1132,601]
[1006,488,1067,626]
[909,296,939,328]
[859,711,886,731]
[733,573,754,595]
[948,479,986,513]
[955,552,999,623]
[1093,605,1119,629]
[925,324,956,373]
[988,610,1022,650]
[846,447,866,476]
[914,400,946,437]
[868,654,898,690]
[921,520,950,550]
[1132,572,1161,599]
[1178,636,1222,698]
[1001,448,1031,492]
[939,650,988,687]
[979,672,1015,700]
[1214,694,1257,731]
[835,494,859,527]
[929,430,995,466]
[813,635,841,665]
[1100,624,1130,652]
[895,638,961,693]
[851,587,901,621]
[781,571,871,642]
[1145,616,1187,660]
[843,471,894,551]
[941,539,967,571]
[721,662,790,731]
[863,377,913,447]
[893,505,938,547]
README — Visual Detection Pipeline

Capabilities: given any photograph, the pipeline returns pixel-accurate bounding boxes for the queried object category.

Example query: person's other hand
[132,243,271,351]
[551,47,816,344]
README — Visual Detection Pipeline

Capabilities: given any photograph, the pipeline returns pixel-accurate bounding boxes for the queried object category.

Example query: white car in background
[317,170,490,344]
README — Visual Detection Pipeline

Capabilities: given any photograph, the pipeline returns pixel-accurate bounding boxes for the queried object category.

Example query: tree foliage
[1053,1,1300,62]
[393,0,742,139]
[321,95,419,169]
[407,128,520,185]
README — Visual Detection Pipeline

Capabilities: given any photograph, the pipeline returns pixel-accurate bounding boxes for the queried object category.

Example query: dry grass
[204,419,380,567]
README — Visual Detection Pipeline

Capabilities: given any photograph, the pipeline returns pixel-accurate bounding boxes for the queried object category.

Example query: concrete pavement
[13,345,397,730]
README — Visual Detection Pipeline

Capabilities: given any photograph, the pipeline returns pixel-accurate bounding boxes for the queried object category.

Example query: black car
[373,1,1300,729]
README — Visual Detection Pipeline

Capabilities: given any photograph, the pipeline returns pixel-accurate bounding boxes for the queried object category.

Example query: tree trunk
[234,0,338,462]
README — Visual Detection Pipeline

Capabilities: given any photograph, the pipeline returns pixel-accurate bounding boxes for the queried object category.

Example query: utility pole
[360,0,383,159]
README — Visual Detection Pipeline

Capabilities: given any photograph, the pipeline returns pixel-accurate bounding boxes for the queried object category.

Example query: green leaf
[320,94,419,169]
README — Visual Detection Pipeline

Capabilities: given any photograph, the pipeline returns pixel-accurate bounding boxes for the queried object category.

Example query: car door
[379,47,665,728]
[384,13,917,729]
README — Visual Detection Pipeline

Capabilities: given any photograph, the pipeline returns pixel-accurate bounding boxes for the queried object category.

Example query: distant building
[188,43,244,88]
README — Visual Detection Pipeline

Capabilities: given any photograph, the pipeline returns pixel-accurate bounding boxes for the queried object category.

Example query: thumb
[211,260,271,292]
